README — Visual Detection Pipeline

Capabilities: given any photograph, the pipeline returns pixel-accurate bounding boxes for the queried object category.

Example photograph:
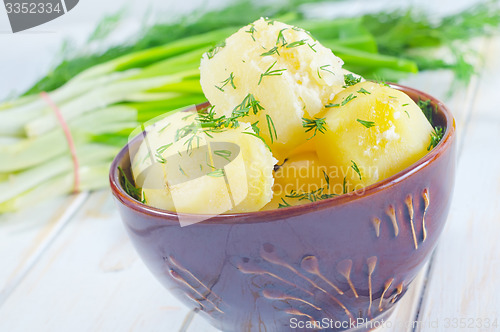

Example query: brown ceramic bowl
[110,83,456,332]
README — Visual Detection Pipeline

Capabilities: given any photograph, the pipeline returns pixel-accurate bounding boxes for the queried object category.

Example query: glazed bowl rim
[109,83,456,224]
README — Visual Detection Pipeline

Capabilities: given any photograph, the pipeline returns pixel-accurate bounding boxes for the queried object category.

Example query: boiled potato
[315,81,434,187]
[132,111,277,215]
[200,18,345,161]
[262,151,348,210]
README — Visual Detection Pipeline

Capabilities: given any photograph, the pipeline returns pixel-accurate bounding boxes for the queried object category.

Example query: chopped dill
[341,93,357,106]
[214,150,232,161]
[155,152,167,164]
[417,99,435,124]
[427,126,444,150]
[258,61,286,85]
[307,43,317,52]
[158,123,171,133]
[286,188,336,202]
[251,121,260,135]
[215,72,236,92]
[357,88,371,95]
[118,166,144,203]
[276,28,287,46]
[179,165,186,176]
[323,170,330,189]
[245,23,256,41]
[266,114,278,143]
[344,73,361,87]
[356,119,376,128]
[206,41,226,59]
[350,160,362,180]
[286,39,307,48]
[302,116,327,139]
[325,103,339,108]
[156,143,173,154]
[278,198,291,208]
[261,46,280,57]
[318,64,335,79]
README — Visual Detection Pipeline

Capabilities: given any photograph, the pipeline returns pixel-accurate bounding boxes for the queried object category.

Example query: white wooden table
[1,6,499,332]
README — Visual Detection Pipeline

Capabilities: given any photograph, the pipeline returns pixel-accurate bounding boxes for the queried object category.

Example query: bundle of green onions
[0,0,499,212]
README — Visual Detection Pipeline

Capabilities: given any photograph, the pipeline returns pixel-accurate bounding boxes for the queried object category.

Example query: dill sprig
[302,116,327,139]
[417,99,436,124]
[258,61,286,85]
[233,93,264,117]
[206,41,226,59]
[266,114,278,143]
[427,126,444,151]
[156,143,173,154]
[251,121,260,135]
[350,160,362,180]
[178,165,186,176]
[215,72,236,92]
[317,64,335,79]
[118,166,145,203]
[245,23,256,41]
[155,152,167,164]
[344,73,362,87]
[341,93,357,106]
[418,99,445,150]
[261,46,280,57]
[286,39,307,48]
[325,103,339,108]
[356,119,375,128]
[323,170,330,189]
[276,28,287,46]
[286,187,336,202]
[214,150,232,161]
[357,87,371,95]
[278,198,291,208]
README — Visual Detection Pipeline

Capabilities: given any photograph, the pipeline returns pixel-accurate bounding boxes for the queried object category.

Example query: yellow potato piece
[132,111,277,215]
[315,81,434,187]
[200,18,345,161]
[263,151,345,210]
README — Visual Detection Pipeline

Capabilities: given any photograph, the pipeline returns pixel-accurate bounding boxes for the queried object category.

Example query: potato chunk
[132,111,276,216]
[262,151,345,210]
[200,18,345,161]
[315,81,434,187]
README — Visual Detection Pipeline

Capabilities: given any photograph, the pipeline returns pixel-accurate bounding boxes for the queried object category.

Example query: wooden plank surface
[415,38,500,331]
[0,191,191,332]
[0,193,88,304]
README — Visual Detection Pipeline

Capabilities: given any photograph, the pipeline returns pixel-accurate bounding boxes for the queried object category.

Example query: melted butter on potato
[200,18,345,161]
[132,112,277,214]
[315,81,434,188]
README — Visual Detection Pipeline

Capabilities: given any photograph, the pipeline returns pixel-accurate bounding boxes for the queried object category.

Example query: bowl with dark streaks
[110,83,456,332]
